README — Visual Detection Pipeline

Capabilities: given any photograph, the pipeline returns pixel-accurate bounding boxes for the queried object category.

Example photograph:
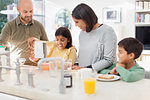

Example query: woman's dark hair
[72,3,98,32]
[55,27,72,48]
[118,37,144,59]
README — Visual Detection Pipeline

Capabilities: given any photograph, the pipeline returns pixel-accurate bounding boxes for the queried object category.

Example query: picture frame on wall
[103,7,121,23]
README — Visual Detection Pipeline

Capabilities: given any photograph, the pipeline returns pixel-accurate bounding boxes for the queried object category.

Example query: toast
[98,74,114,79]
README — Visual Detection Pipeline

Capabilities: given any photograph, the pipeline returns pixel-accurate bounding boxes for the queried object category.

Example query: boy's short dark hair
[118,37,144,59]
[72,3,98,32]
[55,27,72,49]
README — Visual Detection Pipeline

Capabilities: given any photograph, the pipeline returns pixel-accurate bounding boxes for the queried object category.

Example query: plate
[96,74,120,82]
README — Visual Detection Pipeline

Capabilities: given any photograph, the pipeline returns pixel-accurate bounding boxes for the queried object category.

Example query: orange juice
[41,63,49,71]
[84,78,96,94]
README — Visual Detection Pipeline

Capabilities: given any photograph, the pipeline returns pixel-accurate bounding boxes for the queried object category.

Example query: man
[0,0,48,65]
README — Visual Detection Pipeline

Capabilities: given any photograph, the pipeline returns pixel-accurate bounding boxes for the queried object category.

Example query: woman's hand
[72,65,83,70]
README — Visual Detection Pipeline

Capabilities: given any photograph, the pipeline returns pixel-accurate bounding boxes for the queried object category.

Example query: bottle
[0,46,7,73]
[64,74,72,88]
[64,59,72,88]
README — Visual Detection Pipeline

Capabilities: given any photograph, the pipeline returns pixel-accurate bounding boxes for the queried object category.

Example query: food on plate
[98,74,114,79]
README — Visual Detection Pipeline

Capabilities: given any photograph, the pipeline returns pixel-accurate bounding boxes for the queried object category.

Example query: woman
[72,3,117,72]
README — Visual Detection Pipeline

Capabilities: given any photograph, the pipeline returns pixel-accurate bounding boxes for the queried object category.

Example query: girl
[29,27,77,66]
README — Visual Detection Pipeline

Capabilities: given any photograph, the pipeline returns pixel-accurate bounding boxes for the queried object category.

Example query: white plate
[96,74,120,82]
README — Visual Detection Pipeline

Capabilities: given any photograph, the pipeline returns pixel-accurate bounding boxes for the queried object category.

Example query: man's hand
[28,37,39,58]
[72,65,83,70]
[29,57,39,62]
[28,37,39,49]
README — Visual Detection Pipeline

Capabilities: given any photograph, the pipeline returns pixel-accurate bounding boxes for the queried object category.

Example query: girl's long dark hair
[55,27,72,48]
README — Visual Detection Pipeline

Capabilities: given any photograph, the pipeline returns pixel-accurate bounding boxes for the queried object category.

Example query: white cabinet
[135,0,150,26]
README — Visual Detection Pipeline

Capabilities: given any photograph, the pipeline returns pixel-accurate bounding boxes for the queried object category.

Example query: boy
[100,37,145,82]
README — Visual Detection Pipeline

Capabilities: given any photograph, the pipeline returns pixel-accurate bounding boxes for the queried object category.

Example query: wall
[45,0,135,50]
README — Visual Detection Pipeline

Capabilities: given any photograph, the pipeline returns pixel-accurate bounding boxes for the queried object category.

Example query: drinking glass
[49,61,57,77]
[79,68,92,79]
[81,69,97,95]
[18,58,26,66]
[84,78,96,94]
[0,55,7,66]
[41,63,49,71]
[64,59,72,74]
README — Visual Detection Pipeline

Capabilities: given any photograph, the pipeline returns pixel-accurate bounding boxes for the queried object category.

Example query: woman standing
[72,3,117,72]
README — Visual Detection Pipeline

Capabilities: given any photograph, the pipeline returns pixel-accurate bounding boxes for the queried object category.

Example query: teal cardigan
[99,62,145,82]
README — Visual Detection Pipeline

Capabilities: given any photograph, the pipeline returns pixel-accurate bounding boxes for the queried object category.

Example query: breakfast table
[0,66,150,100]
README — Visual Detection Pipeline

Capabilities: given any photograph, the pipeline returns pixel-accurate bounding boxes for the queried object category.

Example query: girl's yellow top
[46,41,77,68]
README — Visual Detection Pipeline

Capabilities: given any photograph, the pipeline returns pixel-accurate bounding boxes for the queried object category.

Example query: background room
[0,0,150,74]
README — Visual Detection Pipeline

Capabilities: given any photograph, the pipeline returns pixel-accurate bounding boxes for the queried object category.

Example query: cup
[18,58,26,66]
[0,55,7,66]
[84,78,96,94]
[64,59,72,74]
[49,61,57,77]
[41,63,49,71]
[79,68,92,79]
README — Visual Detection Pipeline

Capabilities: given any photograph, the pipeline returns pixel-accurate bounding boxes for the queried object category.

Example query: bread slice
[98,74,114,79]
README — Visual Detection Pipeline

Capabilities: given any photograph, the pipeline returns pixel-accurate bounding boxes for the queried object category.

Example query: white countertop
[0,66,150,100]
[0,92,27,100]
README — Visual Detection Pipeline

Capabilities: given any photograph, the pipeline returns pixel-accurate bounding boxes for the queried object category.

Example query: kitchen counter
[0,66,150,100]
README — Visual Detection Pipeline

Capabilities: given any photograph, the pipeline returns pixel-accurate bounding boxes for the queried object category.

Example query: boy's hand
[110,63,126,74]
[110,67,118,75]
[72,65,83,70]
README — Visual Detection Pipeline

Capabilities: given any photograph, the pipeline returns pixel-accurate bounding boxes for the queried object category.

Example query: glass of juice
[41,63,49,71]
[41,61,58,77]
[84,78,96,95]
